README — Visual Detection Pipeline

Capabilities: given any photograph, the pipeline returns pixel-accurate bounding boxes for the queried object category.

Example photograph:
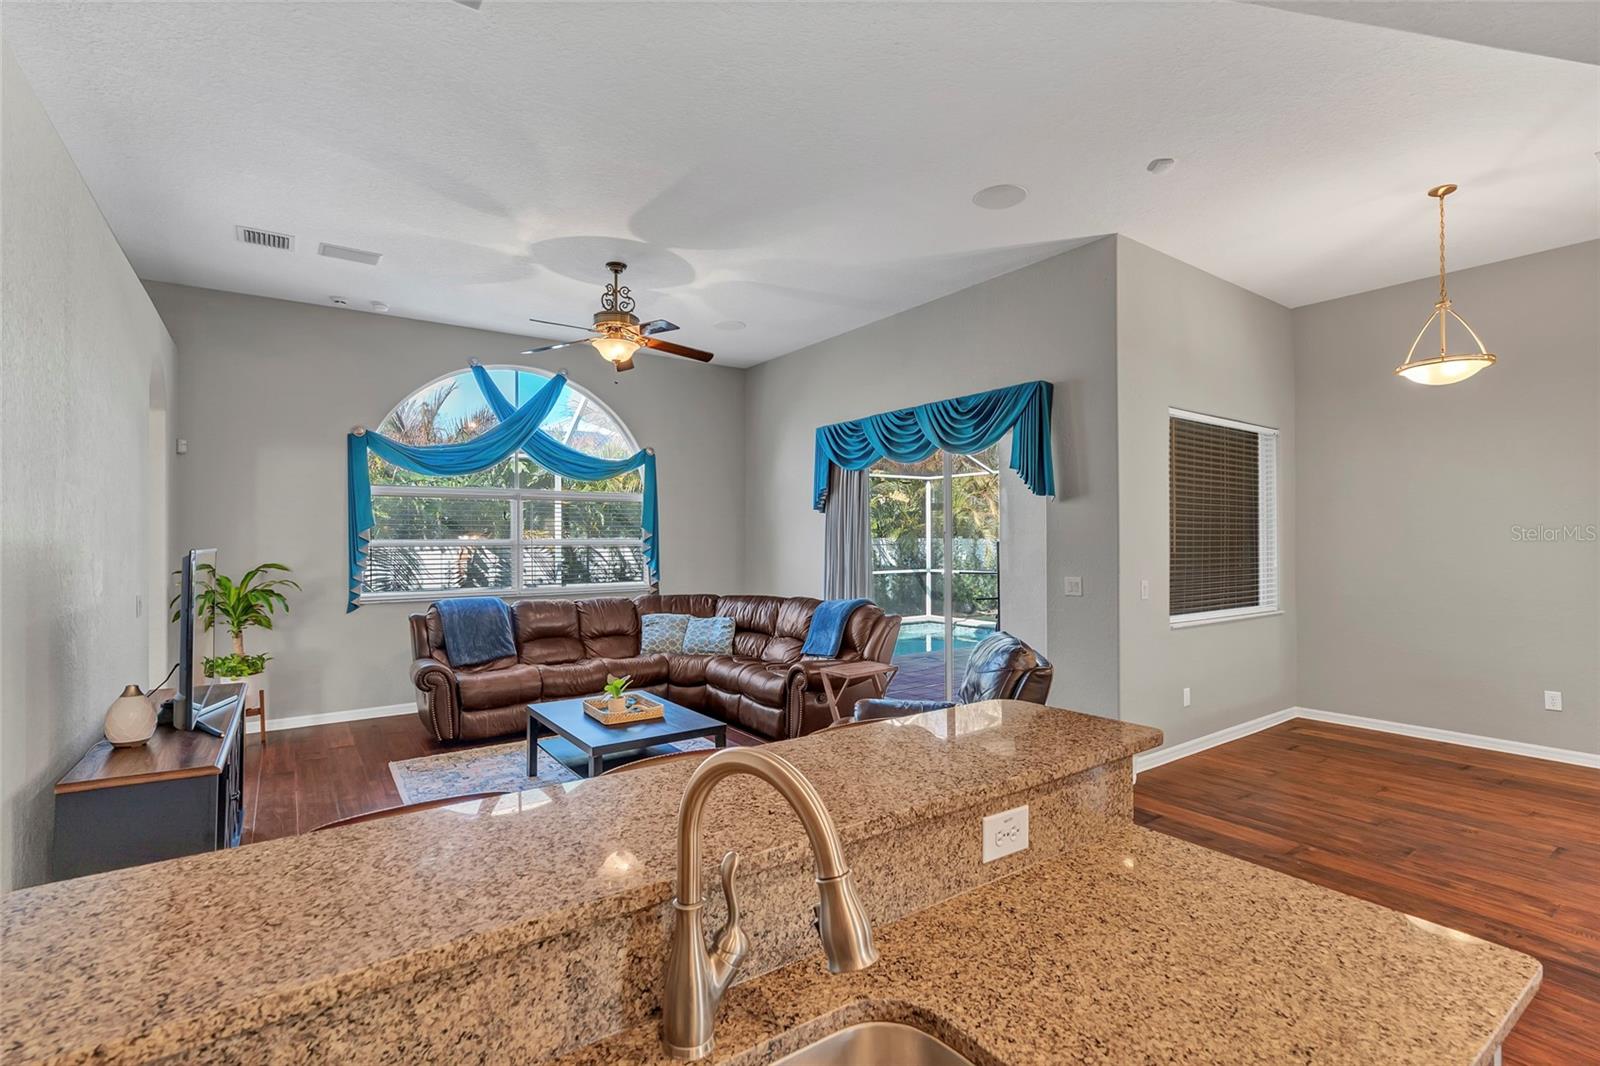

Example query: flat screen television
[170,547,225,736]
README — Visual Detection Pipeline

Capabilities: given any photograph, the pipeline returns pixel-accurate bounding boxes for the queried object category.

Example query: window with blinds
[1169,409,1279,624]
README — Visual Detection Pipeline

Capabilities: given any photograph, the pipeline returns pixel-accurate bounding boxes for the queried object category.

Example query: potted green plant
[172,563,299,691]
[603,674,632,716]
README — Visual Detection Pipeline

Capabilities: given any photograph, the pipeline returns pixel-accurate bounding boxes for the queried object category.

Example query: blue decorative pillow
[640,613,691,654]
[682,615,735,655]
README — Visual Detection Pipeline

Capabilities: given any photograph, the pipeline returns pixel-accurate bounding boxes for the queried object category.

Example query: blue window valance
[813,381,1055,511]
[346,364,660,611]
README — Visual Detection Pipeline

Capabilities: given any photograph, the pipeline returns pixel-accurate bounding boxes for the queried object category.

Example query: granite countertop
[1,702,1160,1065]
[557,824,1543,1066]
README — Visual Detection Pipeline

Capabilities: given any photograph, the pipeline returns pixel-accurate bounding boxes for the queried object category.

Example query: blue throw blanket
[436,596,516,667]
[802,598,870,657]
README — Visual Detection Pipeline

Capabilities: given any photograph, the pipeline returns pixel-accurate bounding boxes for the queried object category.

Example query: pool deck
[886,648,976,701]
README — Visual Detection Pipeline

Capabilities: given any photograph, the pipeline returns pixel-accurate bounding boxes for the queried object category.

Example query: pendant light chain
[1438,192,1448,304]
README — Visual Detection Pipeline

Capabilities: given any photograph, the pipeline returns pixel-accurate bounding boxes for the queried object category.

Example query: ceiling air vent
[318,243,383,267]
[235,225,294,251]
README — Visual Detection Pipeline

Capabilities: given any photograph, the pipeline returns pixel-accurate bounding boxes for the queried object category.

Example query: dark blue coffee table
[526,696,726,778]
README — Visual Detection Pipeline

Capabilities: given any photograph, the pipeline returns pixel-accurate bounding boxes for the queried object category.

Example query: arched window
[363,367,647,598]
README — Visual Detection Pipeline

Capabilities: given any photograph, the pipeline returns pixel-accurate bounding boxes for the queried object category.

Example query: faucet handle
[711,850,749,966]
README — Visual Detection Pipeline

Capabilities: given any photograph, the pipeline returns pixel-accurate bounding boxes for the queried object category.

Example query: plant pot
[608,696,626,716]
[211,669,266,702]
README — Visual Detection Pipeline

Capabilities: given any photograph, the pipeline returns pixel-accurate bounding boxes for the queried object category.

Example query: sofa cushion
[761,598,818,664]
[635,593,721,618]
[640,613,691,654]
[667,653,715,686]
[705,655,792,706]
[515,600,586,665]
[536,660,611,699]
[577,598,641,659]
[684,616,735,655]
[596,654,670,688]
[716,595,781,659]
[457,664,542,711]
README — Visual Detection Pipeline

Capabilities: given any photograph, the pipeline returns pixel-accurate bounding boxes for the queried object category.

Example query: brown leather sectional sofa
[408,593,902,742]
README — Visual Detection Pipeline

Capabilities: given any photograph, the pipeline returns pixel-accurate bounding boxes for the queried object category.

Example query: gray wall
[741,237,1122,718]
[1,45,177,890]
[1115,237,1297,749]
[148,283,747,720]
[1294,240,1599,753]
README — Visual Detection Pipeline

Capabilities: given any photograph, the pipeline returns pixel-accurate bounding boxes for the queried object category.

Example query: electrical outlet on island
[982,805,1029,863]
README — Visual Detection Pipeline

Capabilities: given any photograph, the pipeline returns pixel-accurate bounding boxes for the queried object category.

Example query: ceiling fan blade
[643,337,714,362]
[639,319,679,335]
[520,340,589,355]
[527,316,596,333]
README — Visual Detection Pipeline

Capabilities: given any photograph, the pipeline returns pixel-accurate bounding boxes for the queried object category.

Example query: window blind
[1169,411,1279,620]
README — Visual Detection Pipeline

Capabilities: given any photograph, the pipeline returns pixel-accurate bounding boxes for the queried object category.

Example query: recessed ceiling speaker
[972,184,1028,210]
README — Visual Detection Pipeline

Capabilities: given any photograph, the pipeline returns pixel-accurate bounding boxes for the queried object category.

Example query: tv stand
[52,683,246,879]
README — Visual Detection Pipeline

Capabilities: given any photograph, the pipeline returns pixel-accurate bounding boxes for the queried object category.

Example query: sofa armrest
[411,657,461,741]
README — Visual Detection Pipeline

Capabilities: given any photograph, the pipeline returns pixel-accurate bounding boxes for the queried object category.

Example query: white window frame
[359,366,651,604]
[1167,407,1280,629]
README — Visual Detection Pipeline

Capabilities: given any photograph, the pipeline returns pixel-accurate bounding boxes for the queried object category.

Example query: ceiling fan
[522,261,714,372]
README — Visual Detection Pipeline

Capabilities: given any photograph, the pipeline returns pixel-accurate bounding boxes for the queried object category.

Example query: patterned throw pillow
[682,615,735,655]
[640,612,691,654]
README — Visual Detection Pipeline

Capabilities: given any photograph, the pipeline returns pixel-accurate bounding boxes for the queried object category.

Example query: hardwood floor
[1134,718,1600,1066]
[241,712,764,841]
[245,712,1597,1062]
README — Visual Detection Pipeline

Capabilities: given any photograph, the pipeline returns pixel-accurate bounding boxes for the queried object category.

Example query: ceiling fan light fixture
[591,335,641,364]
[1394,184,1496,386]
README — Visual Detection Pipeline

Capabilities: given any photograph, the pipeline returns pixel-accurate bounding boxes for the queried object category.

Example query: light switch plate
[1063,576,1083,597]
[982,805,1029,863]
[1139,579,1150,601]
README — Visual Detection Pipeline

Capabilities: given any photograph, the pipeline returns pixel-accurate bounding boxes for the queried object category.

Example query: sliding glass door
[868,445,1000,700]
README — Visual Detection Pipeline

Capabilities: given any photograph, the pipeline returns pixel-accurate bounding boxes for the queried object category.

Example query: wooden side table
[815,660,899,724]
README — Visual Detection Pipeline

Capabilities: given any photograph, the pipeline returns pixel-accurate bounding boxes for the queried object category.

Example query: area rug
[389,737,716,805]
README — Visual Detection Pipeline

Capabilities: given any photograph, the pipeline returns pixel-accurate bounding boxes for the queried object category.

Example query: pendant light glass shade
[1394,184,1496,386]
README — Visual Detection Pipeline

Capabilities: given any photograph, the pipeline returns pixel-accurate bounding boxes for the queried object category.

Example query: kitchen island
[557,823,1539,1065]
[1,702,1538,1064]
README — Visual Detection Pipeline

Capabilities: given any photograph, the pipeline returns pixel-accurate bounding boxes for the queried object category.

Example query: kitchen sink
[771,1022,976,1065]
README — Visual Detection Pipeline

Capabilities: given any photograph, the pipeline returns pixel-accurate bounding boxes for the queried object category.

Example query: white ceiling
[4,1,1596,366]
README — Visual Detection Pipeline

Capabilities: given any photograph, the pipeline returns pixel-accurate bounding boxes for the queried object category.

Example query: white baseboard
[1290,706,1600,770]
[1133,709,1296,773]
[265,702,414,733]
[1134,705,1600,773]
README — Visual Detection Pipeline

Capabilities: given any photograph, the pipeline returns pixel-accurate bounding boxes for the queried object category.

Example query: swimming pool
[893,621,994,658]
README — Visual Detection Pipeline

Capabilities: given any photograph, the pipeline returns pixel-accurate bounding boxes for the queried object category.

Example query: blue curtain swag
[347,363,660,611]
[813,381,1055,511]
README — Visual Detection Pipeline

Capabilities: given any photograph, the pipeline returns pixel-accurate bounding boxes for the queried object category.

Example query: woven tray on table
[583,695,665,726]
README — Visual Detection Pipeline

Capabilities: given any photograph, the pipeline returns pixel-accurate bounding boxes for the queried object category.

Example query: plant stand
[244,688,267,743]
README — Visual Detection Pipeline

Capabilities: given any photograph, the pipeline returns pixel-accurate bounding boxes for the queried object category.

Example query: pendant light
[1395,184,1496,386]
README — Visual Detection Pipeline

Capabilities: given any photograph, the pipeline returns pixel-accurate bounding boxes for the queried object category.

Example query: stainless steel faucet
[660,747,878,1060]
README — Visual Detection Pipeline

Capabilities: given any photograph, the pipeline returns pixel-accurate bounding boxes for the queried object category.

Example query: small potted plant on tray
[603,674,633,716]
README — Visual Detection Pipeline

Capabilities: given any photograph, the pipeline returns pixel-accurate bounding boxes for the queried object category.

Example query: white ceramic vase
[104,684,157,747]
